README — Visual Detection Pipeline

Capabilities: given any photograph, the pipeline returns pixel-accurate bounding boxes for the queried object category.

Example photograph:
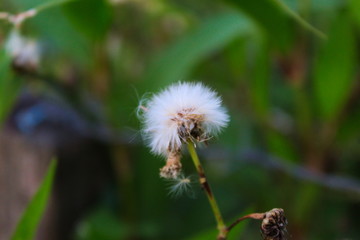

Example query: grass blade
[144,11,256,92]
[11,159,57,240]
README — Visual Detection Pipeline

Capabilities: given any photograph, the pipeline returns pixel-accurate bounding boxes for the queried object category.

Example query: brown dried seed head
[159,151,182,179]
[261,208,288,240]
[171,109,207,144]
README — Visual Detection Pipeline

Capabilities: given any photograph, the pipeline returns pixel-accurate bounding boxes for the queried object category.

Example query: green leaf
[143,11,256,92]
[349,0,360,28]
[270,0,326,39]
[28,8,92,66]
[0,49,21,124]
[225,0,293,49]
[226,0,326,49]
[9,0,92,64]
[313,14,356,121]
[61,0,112,40]
[11,159,57,240]
[248,39,270,120]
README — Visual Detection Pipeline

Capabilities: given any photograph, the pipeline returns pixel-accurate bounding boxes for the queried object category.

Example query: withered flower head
[159,150,182,179]
[261,208,288,240]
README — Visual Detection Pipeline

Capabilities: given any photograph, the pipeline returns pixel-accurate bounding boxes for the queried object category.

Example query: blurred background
[1,0,360,239]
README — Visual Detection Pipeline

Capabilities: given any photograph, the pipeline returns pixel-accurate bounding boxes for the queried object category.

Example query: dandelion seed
[138,82,229,179]
[167,175,195,198]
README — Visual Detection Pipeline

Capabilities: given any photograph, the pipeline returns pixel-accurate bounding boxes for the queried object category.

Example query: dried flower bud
[159,151,182,179]
[261,208,288,240]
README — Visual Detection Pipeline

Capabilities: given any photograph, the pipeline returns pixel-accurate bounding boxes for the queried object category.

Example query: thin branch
[0,0,78,28]
[202,147,360,198]
[227,213,264,232]
[0,9,37,28]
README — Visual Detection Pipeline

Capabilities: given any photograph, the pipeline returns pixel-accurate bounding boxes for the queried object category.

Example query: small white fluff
[167,175,194,198]
[140,82,229,156]
[5,30,40,68]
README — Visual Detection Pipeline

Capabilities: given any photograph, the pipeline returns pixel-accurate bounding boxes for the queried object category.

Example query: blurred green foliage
[11,159,57,240]
[1,0,360,239]
[0,49,20,122]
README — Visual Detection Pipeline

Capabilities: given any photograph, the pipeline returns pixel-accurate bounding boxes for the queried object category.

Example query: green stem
[187,143,228,239]
[270,0,327,39]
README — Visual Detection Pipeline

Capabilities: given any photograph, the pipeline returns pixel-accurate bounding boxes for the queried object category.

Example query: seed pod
[261,208,288,240]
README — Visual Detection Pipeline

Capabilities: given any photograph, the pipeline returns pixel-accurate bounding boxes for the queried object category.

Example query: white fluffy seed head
[139,82,229,156]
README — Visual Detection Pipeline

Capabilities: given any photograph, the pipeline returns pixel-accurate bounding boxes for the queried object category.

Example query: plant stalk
[187,143,228,239]
[227,213,264,232]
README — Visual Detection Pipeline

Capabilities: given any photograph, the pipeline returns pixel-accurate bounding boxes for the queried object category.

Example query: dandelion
[139,82,229,179]
[138,82,287,240]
